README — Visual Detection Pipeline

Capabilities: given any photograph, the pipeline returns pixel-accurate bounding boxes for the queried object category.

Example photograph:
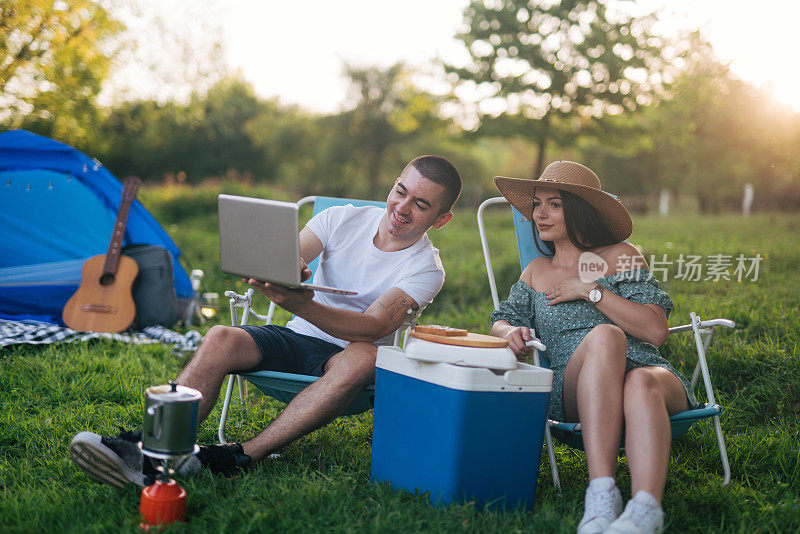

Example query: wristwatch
[588,283,604,304]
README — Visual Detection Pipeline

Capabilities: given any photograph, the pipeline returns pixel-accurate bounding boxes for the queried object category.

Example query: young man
[69,155,462,487]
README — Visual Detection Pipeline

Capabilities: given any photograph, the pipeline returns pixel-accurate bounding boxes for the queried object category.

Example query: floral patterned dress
[490,269,697,421]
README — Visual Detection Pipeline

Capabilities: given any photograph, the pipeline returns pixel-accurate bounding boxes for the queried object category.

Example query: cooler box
[370,337,553,509]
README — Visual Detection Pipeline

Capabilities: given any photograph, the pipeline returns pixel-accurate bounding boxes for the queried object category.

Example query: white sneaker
[576,481,623,534]
[605,492,665,534]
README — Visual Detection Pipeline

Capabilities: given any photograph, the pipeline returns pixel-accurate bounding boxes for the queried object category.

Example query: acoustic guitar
[63,177,142,333]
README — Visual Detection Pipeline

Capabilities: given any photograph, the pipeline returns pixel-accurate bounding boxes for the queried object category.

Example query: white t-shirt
[285,204,445,348]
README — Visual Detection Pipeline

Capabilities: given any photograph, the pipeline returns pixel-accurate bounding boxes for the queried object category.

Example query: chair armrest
[403,307,422,328]
[669,318,735,334]
[525,338,547,352]
[225,288,274,326]
[395,307,423,347]
[523,337,547,368]
[224,289,249,303]
[670,312,734,404]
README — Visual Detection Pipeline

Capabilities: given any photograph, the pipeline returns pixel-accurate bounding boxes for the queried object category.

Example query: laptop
[218,194,357,295]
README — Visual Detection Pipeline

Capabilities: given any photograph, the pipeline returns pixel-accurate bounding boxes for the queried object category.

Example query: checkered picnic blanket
[0,319,203,353]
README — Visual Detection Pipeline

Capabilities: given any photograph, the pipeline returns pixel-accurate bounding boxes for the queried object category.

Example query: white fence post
[659,189,669,216]
[743,183,754,216]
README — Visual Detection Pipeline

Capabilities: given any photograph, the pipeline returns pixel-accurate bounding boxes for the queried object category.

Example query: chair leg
[236,375,247,413]
[218,374,237,444]
[712,414,731,485]
[544,425,562,495]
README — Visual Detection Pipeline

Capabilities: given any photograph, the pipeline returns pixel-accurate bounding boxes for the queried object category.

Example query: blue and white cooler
[370,334,553,509]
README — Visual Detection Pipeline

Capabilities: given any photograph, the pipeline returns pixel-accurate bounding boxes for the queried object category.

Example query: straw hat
[494,161,632,242]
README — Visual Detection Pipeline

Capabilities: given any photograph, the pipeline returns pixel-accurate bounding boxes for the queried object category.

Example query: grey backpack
[123,245,181,328]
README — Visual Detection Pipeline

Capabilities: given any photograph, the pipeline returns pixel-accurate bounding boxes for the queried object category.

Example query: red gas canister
[139,478,186,529]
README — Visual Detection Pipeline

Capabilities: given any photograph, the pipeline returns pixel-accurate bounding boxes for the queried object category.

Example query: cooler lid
[403,337,517,370]
[377,346,553,393]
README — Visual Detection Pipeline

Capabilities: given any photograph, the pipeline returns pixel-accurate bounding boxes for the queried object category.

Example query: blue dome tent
[0,130,192,323]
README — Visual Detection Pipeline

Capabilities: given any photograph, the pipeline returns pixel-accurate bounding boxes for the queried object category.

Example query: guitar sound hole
[99,273,116,286]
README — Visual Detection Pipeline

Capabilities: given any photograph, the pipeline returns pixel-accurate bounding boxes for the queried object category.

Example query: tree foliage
[0,2,796,212]
[98,77,270,182]
[341,63,447,198]
[0,0,123,147]
[576,33,800,212]
[448,0,670,177]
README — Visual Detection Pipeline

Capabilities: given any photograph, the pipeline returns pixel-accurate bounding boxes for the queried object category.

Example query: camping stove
[137,381,202,530]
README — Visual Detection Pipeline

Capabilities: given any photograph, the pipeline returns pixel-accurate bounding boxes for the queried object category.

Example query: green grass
[1,189,799,532]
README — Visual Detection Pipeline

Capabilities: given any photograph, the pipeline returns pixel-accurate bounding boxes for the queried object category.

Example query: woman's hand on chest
[544,276,596,305]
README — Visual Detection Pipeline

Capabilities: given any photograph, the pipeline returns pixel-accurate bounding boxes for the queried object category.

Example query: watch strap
[594,283,604,293]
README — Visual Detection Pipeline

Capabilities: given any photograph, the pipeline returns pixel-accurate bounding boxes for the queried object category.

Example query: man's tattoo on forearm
[378,297,413,328]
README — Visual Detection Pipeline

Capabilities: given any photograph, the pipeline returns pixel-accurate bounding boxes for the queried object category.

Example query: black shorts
[237,325,343,377]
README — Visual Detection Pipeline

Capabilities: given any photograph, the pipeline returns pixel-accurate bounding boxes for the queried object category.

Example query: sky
[116,0,800,113]
[219,0,472,112]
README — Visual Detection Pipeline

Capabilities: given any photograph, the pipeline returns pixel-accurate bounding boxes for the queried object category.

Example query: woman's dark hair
[533,189,619,257]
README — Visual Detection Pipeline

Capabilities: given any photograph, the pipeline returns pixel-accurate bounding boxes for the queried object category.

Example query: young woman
[490,161,695,534]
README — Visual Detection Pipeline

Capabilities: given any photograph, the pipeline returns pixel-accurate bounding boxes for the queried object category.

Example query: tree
[188,77,266,179]
[95,99,178,178]
[342,63,443,199]
[0,0,123,147]
[644,34,799,212]
[448,0,670,177]
[573,32,800,213]
[342,63,406,199]
[98,77,270,182]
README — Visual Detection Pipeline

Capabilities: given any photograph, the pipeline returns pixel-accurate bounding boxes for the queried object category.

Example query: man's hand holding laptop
[244,258,314,312]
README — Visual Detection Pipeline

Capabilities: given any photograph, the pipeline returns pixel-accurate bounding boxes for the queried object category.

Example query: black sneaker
[69,428,158,488]
[195,443,251,476]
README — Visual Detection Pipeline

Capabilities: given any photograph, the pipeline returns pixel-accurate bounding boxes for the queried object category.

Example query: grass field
[1,185,799,533]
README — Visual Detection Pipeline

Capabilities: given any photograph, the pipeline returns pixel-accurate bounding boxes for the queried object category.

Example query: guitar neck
[103,178,141,275]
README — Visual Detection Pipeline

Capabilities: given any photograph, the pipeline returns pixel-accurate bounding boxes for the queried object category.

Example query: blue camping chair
[477,197,734,492]
[217,196,422,444]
